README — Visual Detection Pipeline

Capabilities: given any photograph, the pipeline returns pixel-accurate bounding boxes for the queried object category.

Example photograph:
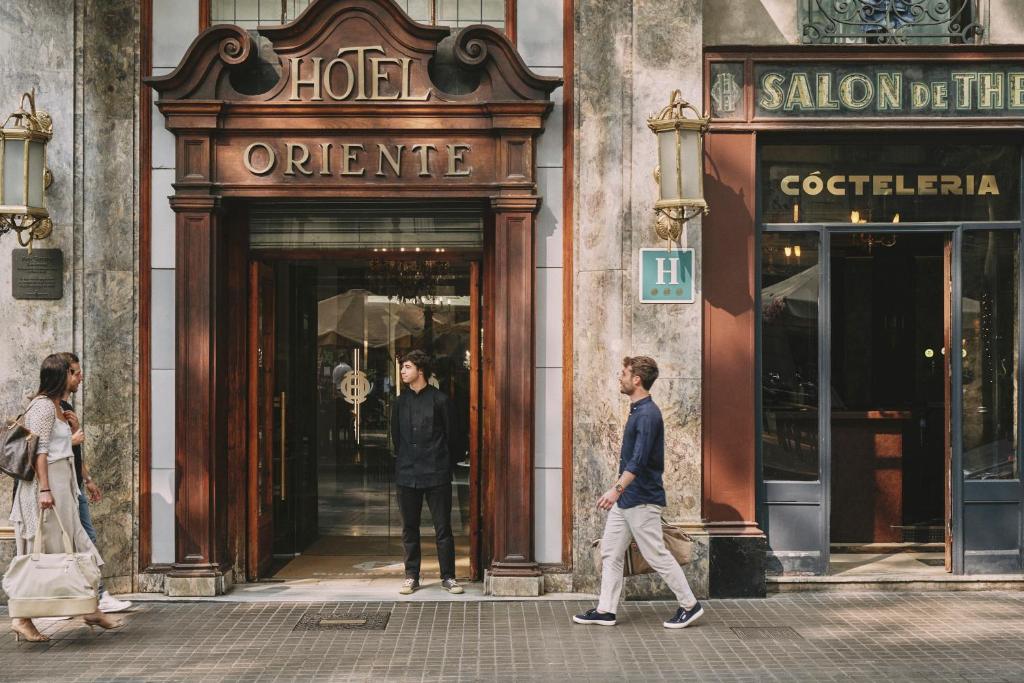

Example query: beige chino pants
[597,503,696,613]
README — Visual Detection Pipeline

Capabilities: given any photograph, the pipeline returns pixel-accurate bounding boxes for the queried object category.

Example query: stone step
[769,574,1024,593]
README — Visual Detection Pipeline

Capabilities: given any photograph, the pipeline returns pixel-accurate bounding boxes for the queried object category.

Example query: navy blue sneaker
[572,608,616,626]
[663,601,704,629]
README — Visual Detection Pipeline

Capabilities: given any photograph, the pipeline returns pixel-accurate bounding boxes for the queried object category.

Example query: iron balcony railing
[800,0,987,44]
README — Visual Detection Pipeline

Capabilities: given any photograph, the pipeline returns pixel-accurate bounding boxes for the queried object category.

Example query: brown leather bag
[1,409,39,481]
[591,521,694,577]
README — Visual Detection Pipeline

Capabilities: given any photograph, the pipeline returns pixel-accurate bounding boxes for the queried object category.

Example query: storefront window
[212,0,507,31]
[761,232,821,481]
[761,142,1020,224]
[962,229,1019,480]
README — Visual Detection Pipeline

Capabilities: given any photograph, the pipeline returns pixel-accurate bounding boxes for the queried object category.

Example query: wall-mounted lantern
[647,90,710,242]
[0,90,53,250]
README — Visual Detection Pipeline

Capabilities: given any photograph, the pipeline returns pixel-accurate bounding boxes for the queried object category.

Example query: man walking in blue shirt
[573,356,703,629]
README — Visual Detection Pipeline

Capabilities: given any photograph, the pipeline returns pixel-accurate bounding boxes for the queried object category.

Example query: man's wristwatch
[614,483,624,494]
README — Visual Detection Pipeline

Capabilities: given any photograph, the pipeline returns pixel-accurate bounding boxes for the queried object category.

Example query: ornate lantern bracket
[0,89,55,251]
[646,90,710,244]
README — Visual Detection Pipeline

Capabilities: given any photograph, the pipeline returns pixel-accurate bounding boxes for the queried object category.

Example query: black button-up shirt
[391,384,453,488]
[618,396,667,509]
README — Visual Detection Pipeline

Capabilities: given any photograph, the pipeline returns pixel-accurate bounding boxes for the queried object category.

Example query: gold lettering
[337,46,385,100]
[284,143,312,176]
[319,143,332,176]
[918,175,938,195]
[445,144,472,177]
[816,74,839,110]
[979,72,1004,109]
[411,144,436,176]
[872,175,892,195]
[826,175,846,195]
[289,57,323,101]
[784,73,814,111]
[877,73,901,110]
[1010,73,1024,109]
[376,144,404,177]
[340,143,365,176]
[967,175,975,194]
[848,175,870,195]
[759,72,785,111]
[324,55,355,100]
[941,175,963,195]
[839,73,873,110]
[802,175,824,196]
[911,82,931,110]
[243,142,276,175]
[895,175,914,195]
[780,175,800,196]
[932,82,948,110]
[370,57,403,100]
[978,175,1000,195]
[952,73,976,109]
[400,58,430,101]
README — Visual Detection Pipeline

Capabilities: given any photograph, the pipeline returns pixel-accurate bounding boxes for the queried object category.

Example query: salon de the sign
[755,63,1024,118]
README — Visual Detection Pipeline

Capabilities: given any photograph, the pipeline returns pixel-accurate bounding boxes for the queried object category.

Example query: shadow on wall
[703,153,754,318]
[703,0,797,46]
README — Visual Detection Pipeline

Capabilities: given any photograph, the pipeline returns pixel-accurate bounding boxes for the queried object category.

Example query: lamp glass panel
[657,129,680,201]
[2,138,25,207]
[27,140,44,209]
[679,128,701,200]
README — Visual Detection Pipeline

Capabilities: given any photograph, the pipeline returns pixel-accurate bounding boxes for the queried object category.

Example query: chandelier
[369,257,451,303]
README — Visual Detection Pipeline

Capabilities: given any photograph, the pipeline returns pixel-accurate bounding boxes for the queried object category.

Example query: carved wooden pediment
[147,0,561,104]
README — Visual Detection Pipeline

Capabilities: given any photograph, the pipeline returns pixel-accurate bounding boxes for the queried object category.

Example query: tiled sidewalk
[3,592,1024,682]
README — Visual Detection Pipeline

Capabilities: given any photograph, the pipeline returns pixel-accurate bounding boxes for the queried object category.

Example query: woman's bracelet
[39,489,51,493]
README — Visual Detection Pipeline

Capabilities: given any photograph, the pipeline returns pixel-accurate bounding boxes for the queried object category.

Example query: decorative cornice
[145,25,254,100]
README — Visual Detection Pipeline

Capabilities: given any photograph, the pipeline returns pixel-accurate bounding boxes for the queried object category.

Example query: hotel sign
[639,248,694,304]
[754,63,1024,118]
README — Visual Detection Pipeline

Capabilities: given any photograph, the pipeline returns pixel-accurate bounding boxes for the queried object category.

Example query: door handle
[280,391,287,501]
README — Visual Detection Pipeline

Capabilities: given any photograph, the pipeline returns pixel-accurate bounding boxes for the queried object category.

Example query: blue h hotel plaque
[639,248,694,304]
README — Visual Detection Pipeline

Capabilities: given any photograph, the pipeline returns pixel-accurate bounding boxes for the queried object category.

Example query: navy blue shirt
[618,396,666,509]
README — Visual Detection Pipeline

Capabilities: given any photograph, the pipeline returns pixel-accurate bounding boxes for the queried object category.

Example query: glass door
[266,258,478,580]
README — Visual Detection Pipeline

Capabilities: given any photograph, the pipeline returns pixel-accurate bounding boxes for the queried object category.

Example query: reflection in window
[211,0,506,31]
[962,230,1019,480]
[761,233,820,481]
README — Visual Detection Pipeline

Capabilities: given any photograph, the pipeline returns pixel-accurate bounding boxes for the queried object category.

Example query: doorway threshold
[121,578,592,603]
[769,574,1024,593]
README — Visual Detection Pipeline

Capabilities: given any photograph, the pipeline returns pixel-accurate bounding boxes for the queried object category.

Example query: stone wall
[573,0,706,598]
[0,0,140,600]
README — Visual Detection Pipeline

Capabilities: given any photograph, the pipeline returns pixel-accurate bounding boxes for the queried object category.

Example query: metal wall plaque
[12,249,63,300]
[639,248,694,304]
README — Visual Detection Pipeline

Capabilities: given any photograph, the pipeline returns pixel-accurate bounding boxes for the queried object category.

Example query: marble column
[573,0,708,599]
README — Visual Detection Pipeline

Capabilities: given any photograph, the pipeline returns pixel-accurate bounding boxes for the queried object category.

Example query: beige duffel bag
[2,508,100,618]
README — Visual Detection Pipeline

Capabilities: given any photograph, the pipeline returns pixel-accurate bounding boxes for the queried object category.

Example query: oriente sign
[755,63,1024,118]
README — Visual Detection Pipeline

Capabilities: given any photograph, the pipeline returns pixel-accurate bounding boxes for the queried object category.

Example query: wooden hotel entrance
[247,203,483,581]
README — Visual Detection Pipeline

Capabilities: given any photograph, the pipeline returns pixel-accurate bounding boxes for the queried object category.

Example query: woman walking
[8,354,121,642]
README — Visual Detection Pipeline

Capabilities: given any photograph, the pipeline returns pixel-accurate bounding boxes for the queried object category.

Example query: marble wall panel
[573,0,705,597]
[575,0,631,274]
[0,0,140,594]
[80,0,139,591]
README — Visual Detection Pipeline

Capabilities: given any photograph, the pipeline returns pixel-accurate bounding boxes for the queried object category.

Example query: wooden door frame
[245,246,487,581]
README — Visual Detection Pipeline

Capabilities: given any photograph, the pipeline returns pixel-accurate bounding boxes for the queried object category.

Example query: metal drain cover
[730,626,803,641]
[294,611,391,632]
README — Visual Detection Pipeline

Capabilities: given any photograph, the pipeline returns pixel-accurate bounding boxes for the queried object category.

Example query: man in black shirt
[391,350,463,595]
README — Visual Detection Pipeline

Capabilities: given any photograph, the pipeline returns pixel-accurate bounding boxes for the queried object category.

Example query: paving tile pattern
[3,592,1024,682]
